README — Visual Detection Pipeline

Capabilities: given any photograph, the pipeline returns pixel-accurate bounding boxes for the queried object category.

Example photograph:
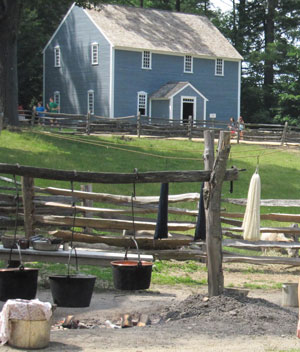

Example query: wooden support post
[188,115,192,140]
[237,122,240,144]
[31,109,36,127]
[80,184,93,234]
[204,130,231,297]
[0,112,3,134]
[21,176,35,238]
[137,112,141,138]
[281,121,288,145]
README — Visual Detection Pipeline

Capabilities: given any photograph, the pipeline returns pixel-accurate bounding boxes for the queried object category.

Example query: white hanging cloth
[242,171,261,241]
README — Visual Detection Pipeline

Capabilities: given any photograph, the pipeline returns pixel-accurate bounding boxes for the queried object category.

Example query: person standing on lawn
[46,97,59,126]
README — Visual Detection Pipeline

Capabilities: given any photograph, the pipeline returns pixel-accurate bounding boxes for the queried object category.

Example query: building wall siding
[114,49,239,122]
[151,100,169,119]
[44,6,111,116]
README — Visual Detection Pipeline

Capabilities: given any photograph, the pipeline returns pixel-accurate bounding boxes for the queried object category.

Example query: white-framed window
[54,91,60,112]
[142,51,151,69]
[215,58,224,76]
[184,55,193,73]
[87,90,95,114]
[54,46,61,67]
[137,91,147,116]
[91,42,99,65]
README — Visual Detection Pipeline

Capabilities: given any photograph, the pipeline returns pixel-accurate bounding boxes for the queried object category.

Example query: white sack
[242,171,261,241]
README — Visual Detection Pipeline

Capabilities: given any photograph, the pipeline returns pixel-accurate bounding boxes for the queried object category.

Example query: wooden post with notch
[281,121,288,146]
[204,130,231,296]
[188,115,192,140]
[137,112,141,138]
[21,176,35,238]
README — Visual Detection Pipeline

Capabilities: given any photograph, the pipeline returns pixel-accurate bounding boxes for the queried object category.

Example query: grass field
[1,129,300,288]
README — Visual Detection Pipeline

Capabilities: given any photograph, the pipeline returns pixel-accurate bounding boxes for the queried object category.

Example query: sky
[211,0,234,12]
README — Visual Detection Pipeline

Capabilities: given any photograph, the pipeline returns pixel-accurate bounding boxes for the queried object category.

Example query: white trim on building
[91,42,99,65]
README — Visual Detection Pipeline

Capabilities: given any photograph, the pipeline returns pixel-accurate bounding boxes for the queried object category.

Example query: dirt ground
[2,262,300,352]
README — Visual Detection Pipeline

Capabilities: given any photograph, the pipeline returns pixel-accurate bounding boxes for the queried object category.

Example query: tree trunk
[263,0,278,112]
[0,0,22,126]
[204,131,231,297]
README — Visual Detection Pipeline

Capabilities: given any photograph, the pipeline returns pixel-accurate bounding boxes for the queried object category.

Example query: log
[223,238,300,250]
[0,163,238,183]
[50,230,193,249]
[205,130,230,296]
[223,254,300,266]
[37,201,198,216]
[221,212,300,222]
[223,198,300,207]
[41,188,201,205]
[222,226,300,234]
[35,215,195,231]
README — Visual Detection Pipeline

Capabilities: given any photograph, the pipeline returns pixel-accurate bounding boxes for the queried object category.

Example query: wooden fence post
[281,121,288,145]
[31,109,36,127]
[21,176,35,239]
[80,184,93,234]
[188,115,192,140]
[137,112,141,138]
[86,112,91,135]
[0,112,3,135]
[204,130,231,297]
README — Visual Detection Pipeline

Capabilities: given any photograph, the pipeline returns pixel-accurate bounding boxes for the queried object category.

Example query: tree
[0,0,22,126]
[0,0,104,126]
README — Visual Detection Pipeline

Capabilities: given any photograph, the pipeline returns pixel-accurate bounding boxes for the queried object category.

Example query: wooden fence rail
[14,108,300,144]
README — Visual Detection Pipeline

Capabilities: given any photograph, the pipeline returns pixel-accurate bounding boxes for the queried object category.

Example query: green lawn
[1,129,300,288]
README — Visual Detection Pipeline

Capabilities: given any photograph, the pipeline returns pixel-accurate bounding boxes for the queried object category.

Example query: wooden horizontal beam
[223,198,300,207]
[221,212,300,222]
[222,226,300,234]
[0,163,238,184]
[40,188,200,204]
[38,201,198,216]
[223,254,300,266]
[223,238,300,250]
[51,230,193,250]
[34,215,196,231]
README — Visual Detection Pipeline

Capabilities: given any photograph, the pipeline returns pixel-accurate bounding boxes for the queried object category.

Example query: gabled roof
[84,5,243,60]
[150,82,208,101]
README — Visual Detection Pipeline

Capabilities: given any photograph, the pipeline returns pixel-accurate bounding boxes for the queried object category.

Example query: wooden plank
[34,215,196,231]
[51,230,193,249]
[0,245,153,267]
[223,254,300,266]
[223,198,300,207]
[37,201,198,216]
[222,226,300,234]
[223,238,300,249]
[40,188,201,205]
[0,163,238,183]
[221,212,300,222]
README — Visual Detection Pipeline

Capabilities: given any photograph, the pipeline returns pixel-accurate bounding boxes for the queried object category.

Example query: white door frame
[180,96,196,124]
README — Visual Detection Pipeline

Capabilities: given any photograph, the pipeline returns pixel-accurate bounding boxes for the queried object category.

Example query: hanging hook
[68,180,77,275]
[256,155,260,173]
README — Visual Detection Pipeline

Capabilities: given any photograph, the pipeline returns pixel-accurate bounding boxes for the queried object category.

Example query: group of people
[228,115,245,138]
[33,97,59,124]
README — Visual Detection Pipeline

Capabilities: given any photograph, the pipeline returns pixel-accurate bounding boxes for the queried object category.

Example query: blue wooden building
[43,4,243,123]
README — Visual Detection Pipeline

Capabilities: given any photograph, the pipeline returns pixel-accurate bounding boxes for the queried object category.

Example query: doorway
[181,97,195,124]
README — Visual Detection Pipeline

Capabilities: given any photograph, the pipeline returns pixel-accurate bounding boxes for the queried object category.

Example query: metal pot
[32,239,62,251]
